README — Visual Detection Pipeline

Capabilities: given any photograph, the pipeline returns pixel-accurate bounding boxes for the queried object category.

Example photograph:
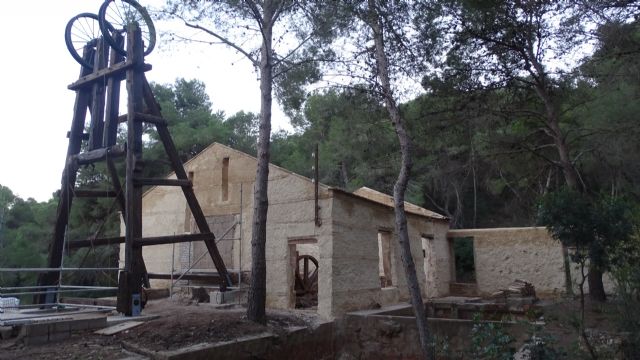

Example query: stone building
[121,143,451,318]
[120,143,611,319]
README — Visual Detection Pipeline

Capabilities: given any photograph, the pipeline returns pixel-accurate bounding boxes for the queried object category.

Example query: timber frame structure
[37,25,232,315]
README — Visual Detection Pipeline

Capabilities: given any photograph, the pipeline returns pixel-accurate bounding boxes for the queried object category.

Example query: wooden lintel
[133,178,192,187]
[68,62,152,91]
[134,232,215,247]
[74,189,118,198]
[75,144,126,165]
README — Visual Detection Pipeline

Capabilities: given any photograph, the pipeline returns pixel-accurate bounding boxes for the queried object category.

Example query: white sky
[0,1,290,202]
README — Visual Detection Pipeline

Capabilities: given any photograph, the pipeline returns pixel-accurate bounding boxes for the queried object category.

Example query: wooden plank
[103,33,125,147]
[95,321,144,335]
[133,178,191,187]
[88,38,107,150]
[68,61,151,91]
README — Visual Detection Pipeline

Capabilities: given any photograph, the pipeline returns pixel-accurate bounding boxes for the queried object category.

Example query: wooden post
[89,38,108,150]
[118,24,145,316]
[103,33,124,147]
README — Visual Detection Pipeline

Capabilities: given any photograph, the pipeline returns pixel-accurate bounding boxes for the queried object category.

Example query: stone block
[24,335,49,346]
[210,289,248,305]
[21,323,49,337]
[68,316,107,331]
[0,326,14,340]
[52,321,71,334]
[48,331,71,343]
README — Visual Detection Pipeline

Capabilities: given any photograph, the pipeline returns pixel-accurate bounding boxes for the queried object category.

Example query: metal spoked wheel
[295,255,318,308]
[65,13,102,70]
[98,0,156,57]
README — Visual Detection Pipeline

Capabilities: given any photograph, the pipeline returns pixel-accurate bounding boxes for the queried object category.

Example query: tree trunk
[247,4,274,325]
[368,2,433,358]
[532,80,579,296]
[588,268,607,302]
[562,246,575,296]
[340,160,349,189]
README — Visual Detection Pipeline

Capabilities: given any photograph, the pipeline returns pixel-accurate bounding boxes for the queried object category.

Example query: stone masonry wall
[447,227,615,296]
[129,143,336,317]
[328,191,451,317]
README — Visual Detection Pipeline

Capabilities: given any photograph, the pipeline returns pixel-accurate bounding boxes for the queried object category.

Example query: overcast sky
[0,1,290,202]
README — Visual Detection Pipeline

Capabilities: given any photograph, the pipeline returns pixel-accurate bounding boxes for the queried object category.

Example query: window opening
[378,230,393,287]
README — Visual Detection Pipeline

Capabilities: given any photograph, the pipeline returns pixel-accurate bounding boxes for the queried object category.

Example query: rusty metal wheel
[295,255,318,307]
[99,0,156,57]
[65,13,101,70]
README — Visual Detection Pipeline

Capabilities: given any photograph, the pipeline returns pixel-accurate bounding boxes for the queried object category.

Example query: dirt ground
[114,297,313,351]
[0,296,628,359]
[0,297,320,360]
[536,296,624,357]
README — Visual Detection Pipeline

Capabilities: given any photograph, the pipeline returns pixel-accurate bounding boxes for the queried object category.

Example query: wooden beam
[142,77,233,290]
[120,24,146,316]
[134,233,215,247]
[68,61,152,91]
[116,112,167,126]
[134,112,167,125]
[103,33,125,147]
[88,38,107,150]
[66,232,215,249]
[133,178,191,187]
[74,144,126,165]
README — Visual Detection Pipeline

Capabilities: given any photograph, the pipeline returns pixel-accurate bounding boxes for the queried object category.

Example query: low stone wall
[149,322,336,360]
[340,306,529,359]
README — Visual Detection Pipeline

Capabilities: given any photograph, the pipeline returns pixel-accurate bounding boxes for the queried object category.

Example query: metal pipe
[1,288,117,297]
[58,285,118,290]
[0,268,122,272]
[57,303,116,309]
[3,302,59,310]
[0,285,54,291]
[169,284,240,290]
[0,285,117,291]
